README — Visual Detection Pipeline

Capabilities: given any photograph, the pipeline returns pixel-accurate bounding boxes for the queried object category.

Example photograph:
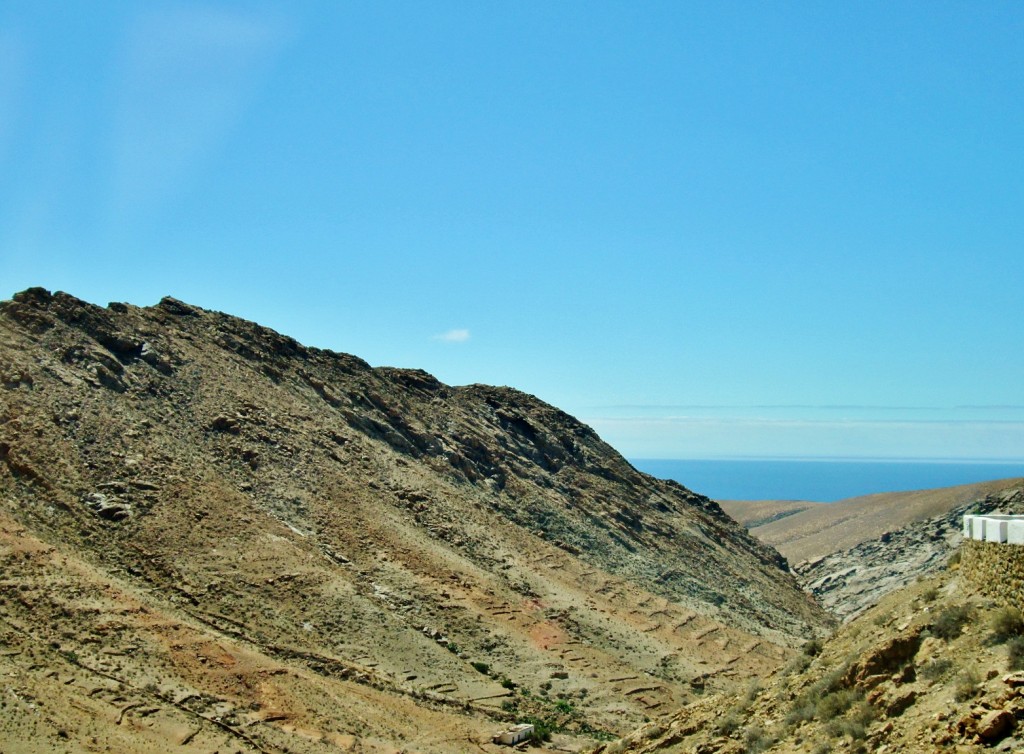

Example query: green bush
[803,638,823,657]
[470,661,490,675]
[932,605,972,641]
[522,717,553,743]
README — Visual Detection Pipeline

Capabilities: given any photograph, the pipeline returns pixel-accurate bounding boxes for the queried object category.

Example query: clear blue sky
[2,2,1022,461]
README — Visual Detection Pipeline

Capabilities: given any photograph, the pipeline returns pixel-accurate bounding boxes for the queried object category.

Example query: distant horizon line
[592,404,1024,411]
[628,455,1024,465]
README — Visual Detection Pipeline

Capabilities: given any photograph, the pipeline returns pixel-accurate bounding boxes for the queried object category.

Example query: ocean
[629,458,1024,503]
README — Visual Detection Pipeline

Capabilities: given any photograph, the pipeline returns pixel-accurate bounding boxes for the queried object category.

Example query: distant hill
[718,498,824,529]
[0,288,830,753]
[723,477,1024,565]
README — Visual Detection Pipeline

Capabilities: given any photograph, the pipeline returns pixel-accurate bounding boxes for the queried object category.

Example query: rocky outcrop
[793,488,1024,621]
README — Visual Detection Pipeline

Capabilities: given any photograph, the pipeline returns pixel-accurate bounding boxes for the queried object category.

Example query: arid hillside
[596,550,1024,754]
[725,478,1024,566]
[0,288,830,753]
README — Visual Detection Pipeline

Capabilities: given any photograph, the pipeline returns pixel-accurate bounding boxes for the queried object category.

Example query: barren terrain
[0,289,830,752]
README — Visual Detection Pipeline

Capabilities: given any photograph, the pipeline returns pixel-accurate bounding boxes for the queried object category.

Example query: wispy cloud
[581,415,1024,462]
[106,6,294,223]
[433,328,470,343]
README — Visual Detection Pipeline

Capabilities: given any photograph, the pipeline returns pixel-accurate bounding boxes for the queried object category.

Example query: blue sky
[2,2,1022,461]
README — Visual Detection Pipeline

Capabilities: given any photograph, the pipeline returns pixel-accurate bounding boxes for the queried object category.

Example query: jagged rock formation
[0,288,830,753]
[794,487,1024,622]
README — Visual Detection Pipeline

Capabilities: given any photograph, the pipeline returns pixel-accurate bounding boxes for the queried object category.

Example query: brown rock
[884,689,917,718]
[845,631,922,687]
[977,709,1013,741]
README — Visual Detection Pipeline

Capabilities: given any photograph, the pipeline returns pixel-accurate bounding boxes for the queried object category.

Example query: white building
[963,514,1024,545]
[494,723,535,745]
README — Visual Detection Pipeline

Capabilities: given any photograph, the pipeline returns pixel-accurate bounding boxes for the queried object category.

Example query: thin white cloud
[581,415,1024,462]
[433,328,470,343]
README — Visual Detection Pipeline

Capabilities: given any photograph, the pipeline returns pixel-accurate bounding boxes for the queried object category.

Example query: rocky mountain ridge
[0,288,829,753]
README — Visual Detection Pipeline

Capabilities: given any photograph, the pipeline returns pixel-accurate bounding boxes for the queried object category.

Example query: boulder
[978,709,1013,741]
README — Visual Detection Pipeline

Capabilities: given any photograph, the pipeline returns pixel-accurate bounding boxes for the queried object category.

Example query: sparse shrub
[947,550,962,567]
[921,587,939,602]
[716,710,742,736]
[554,699,574,714]
[1007,636,1024,671]
[787,665,851,727]
[500,677,516,690]
[816,688,861,721]
[988,607,1024,645]
[811,744,831,754]
[785,702,816,727]
[743,680,762,704]
[784,652,811,676]
[953,667,981,702]
[932,605,972,641]
[470,661,490,675]
[743,724,774,753]
[803,638,823,657]
[824,700,873,741]
[919,657,954,681]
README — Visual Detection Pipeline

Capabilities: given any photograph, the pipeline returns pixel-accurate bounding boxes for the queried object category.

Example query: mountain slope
[0,288,830,752]
[596,559,1024,754]
[795,486,1024,622]
[731,478,1024,565]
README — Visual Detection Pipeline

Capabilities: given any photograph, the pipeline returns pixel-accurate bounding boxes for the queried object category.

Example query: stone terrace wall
[960,539,1024,608]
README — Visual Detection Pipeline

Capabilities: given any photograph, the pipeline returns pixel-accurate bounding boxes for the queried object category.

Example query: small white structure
[963,514,1024,545]
[494,723,535,745]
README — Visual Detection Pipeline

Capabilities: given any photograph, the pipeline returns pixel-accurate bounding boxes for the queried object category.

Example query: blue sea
[630,458,1024,503]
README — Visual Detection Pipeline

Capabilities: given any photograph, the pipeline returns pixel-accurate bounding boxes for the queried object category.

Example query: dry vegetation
[596,560,1024,753]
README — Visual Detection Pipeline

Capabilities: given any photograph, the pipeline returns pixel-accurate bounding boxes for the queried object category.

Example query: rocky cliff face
[0,288,829,753]
[795,487,1024,622]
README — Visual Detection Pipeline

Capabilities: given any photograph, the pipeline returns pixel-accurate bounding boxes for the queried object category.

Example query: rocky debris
[603,569,1024,754]
[844,630,922,687]
[83,492,131,521]
[794,488,1024,621]
[882,687,918,717]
